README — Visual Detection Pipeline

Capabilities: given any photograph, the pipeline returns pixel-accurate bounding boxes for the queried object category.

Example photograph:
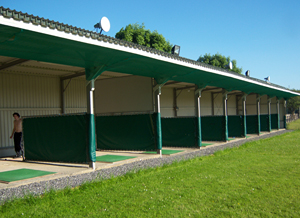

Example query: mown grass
[1,131,300,217]
[287,118,300,130]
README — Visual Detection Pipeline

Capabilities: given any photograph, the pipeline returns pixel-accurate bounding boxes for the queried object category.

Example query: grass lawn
[287,118,300,130]
[1,131,300,217]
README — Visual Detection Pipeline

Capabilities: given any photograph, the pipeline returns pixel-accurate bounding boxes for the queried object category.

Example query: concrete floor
[0,130,283,190]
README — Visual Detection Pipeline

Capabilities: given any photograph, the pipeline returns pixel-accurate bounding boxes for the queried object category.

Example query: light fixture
[264,76,270,83]
[171,45,180,56]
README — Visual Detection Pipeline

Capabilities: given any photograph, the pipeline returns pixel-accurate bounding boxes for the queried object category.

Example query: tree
[287,89,300,114]
[115,23,173,53]
[197,53,242,74]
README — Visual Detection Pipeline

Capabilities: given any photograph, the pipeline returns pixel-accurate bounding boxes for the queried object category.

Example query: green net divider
[23,114,90,163]
[246,115,258,134]
[161,117,196,147]
[271,114,278,129]
[260,114,269,131]
[228,115,244,137]
[201,116,225,141]
[96,113,156,151]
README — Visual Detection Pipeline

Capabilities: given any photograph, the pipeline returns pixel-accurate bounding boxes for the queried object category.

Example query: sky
[1,0,300,90]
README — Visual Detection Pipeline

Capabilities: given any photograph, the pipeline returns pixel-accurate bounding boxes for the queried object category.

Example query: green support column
[267,96,272,132]
[223,90,229,142]
[195,87,204,148]
[284,100,287,128]
[277,98,280,130]
[154,84,163,156]
[257,95,261,135]
[242,94,248,137]
[86,79,96,170]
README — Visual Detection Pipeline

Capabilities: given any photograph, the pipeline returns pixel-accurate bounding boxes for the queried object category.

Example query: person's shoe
[14,152,21,158]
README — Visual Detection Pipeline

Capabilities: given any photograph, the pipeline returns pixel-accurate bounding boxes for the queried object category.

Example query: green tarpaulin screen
[201,116,225,141]
[260,114,270,131]
[161,117,196,147]
[96,114,156,151]
[271,114,278,129]
[228,115,244,137]
[246,115,258,134]
[23,114,90,163]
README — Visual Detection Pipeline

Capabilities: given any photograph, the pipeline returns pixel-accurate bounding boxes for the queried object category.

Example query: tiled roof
[0,6,289,91]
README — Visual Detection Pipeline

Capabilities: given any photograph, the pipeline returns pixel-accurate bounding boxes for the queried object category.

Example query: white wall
[94,76,153,114]
[0,71,87,155]
[160,87,238,117]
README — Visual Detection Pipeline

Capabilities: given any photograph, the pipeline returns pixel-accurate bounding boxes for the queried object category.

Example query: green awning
[0,7,299,99]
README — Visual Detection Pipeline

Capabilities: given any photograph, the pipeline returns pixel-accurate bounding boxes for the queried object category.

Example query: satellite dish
[94,17,110,34]
[229,61,233,70]
[225,61,233,70]
[100,17,110,32]
[245,70,250,77]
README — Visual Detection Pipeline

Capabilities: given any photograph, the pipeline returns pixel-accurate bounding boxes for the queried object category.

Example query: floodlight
[171,45,180,56]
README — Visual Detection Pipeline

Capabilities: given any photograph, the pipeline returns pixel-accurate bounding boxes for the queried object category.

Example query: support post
[60,79,66,114]
[86,79,96,170]
[173,88,178,117]
[154,84,163,156]
[256,95,261,135]
[195,87,204,148]
[267,96,272,132]
[223,90,229,142]
[284,100,287,128]
[211,92,214,116]
[277,98,280,130]
[242,94,248,138]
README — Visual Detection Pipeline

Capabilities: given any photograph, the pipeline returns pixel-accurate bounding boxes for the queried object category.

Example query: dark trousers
[14,132,22,153]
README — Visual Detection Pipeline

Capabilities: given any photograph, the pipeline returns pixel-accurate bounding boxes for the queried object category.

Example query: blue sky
[1,0,300,89]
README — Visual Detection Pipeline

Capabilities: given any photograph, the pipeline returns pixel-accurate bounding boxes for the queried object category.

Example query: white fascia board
[1,16,299,96]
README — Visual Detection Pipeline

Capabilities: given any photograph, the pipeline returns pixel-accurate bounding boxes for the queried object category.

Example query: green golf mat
[144,150,184,155]
[96,155,137,163]
[0,168,56,183]
[201,143,213,147]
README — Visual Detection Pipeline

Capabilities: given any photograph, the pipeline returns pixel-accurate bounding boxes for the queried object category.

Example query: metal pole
[268,97,272,132]
[60,79,65,114]
[257,95,261,135]
[154,85,162,156]
[277,98,280,130]
[242,94,247,137]
[195,87,203,148]
[223,90,228,142]
[284,100,287,128]
[86,79,96,170]
[173,88,177,117]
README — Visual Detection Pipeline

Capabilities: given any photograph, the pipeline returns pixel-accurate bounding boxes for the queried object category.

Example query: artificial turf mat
[144,150,184,155]
[201,143,213,147]
[0,168,56,183]
[96,155,137,163]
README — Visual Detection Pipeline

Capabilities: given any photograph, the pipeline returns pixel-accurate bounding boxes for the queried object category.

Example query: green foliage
[1,131,300,217]
[197,53,243,74]
[115,23,173,53]
[287,89,300,114]
[287,118,300,130]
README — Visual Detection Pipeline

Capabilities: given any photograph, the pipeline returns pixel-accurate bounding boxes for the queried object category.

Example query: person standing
[10,112,23,157]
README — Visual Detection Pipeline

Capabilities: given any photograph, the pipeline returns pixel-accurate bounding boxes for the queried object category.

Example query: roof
[0,6,299,99]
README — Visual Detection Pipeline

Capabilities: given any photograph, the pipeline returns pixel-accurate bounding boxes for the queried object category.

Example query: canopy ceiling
[0,7,299,99]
